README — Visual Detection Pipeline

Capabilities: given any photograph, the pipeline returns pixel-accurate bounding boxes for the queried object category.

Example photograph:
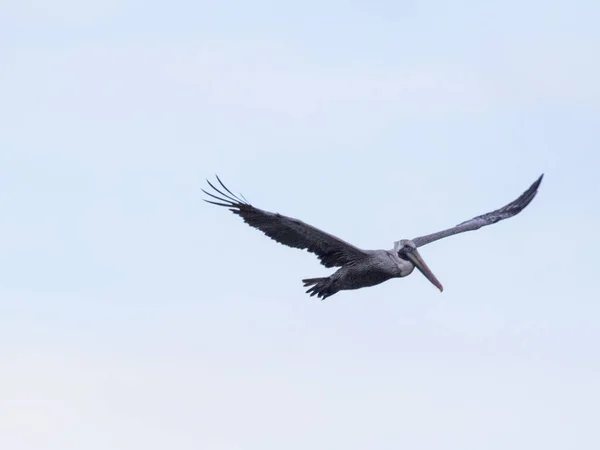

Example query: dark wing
[203,176,368,268]
[412,174,543,248]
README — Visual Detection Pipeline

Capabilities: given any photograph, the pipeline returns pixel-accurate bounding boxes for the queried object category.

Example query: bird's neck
[389,251,415,277]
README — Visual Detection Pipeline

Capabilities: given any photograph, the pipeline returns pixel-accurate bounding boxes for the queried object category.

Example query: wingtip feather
[205,178,245,205]
[215,175,247,204]
[203,199,235,207]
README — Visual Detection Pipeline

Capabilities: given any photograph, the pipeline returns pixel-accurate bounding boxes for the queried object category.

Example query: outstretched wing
[412,174,543,248]
[203,176,369,268]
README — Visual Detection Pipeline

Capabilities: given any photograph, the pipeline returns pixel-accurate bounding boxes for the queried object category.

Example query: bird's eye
[398,248,410,259]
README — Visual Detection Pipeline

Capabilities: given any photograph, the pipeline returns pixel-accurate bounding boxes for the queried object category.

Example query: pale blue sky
[1,1,599,449]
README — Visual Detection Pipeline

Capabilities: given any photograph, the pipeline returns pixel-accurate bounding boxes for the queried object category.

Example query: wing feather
[412,174,543,248]
[203,177,368,268]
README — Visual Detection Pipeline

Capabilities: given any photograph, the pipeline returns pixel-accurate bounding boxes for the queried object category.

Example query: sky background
[1,1,599,449]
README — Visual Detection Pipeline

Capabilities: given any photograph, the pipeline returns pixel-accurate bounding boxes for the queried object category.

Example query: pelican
[204,174,543,299]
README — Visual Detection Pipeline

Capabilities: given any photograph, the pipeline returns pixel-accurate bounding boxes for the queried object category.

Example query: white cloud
[0,42,493,122]
[152,43,494,116]
[4,38,597,126]
[1,345,598,450]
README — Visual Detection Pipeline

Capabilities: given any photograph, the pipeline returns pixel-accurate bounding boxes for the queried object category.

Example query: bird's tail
[302,277,336,300]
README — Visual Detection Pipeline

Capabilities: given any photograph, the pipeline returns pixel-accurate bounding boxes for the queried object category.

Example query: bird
[203,174,543,299]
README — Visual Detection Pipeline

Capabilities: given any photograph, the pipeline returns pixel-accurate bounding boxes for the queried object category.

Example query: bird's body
[203,174,543,299]
[303,249,412,298]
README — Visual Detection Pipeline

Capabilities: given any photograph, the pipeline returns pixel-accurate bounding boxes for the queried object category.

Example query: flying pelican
[203,174,543,299]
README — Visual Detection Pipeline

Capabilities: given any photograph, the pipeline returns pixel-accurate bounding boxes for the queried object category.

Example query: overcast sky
[1,1,599,449]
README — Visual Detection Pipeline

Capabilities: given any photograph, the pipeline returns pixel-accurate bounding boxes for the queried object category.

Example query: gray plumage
[411,174,543,247]
[203,174,543,299]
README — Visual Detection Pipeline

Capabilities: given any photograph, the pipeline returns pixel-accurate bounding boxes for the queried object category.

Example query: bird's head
[394,239,444,292]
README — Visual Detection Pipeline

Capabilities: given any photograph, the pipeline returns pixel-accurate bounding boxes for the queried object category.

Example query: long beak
[407,250,444,292]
